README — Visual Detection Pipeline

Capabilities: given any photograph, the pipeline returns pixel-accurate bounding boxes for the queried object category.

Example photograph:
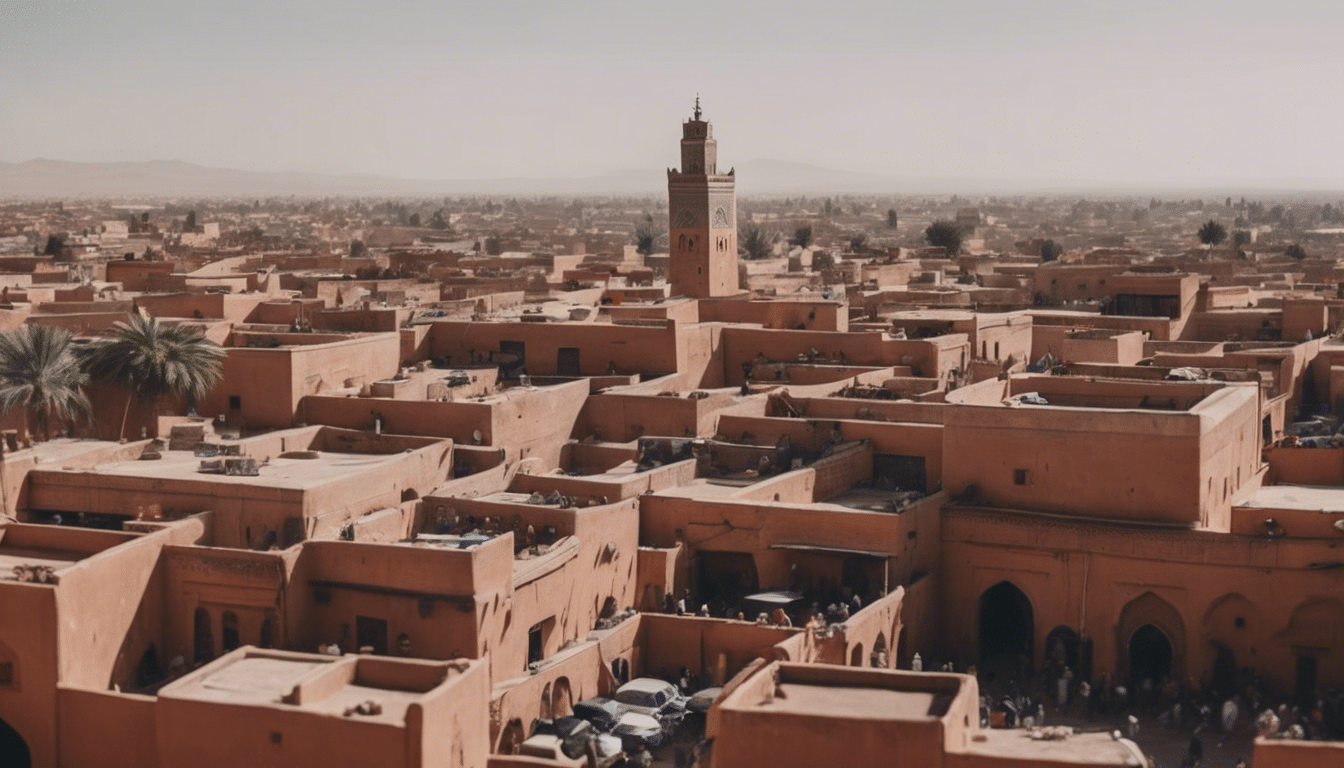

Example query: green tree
[42,232,68,257]
[408,212,421,227]
[1285,243,1308,260]
[0,325,90,441]
[739,224,777,260]
[924,220,964,255]
[349,239,367,258]
[429,209,451,230]
[793,225,814,248]
[633,213,665,256]
[184,210,197,231]
[849,233,868,253]
[1039,239,1063,262]
[84,315,226,440]
[886,209,898,229]
[1232,230,1251,250]
[1197,220,1228,252]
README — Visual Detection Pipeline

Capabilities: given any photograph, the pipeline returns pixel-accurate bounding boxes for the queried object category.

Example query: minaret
[668,97,739,298]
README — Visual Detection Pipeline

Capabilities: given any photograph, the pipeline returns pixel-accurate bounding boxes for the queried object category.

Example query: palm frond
[84,315,226,400]
[0,324,91,437]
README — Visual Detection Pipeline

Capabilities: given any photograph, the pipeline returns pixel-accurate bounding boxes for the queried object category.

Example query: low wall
[1266,446,1344,486]
[1253,738,1344,768]
[57,687,159,768]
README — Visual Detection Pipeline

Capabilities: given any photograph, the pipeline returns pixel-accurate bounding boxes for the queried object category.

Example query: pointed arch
[0,717,29,768]
[978,580,1034,670]
[1278,598,1344,649]
[1117,591,1186,682]
[552,676,573,717]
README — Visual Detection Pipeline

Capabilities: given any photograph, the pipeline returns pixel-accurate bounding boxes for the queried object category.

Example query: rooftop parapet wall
[717,414,942,493]
[578,390,742,442]
[426,320,682,380]
[720,326,968,386]
[154,649,487,768]
[200,333,403,430]
[304,378,587,468]
[300,536,513,607]
[711,662,972,768]
[1029,309,1176,341]
[943,383,1259,526]
[27,430,453,548]
[780,395,947,425]
[640,492,945,591]
[1253,737,1344,768]
[288,537,513,661]
[509,459,697,502]
[697,296,849,332]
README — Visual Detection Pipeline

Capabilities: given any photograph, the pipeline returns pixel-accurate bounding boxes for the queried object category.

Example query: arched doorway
[850,644,865,667]
[1118,592,1185,684]
[0,718,30,768]
[221,611,240,652]
[193,607,214,665]
[260,610,278,649]
[552,677,573,717]
[978,581,1034,674]
[499,718,525,754]
[1128,624,1173,686]
[1044,626,1081,673]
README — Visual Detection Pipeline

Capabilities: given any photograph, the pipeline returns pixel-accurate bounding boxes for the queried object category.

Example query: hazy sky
[3,0,1342,189]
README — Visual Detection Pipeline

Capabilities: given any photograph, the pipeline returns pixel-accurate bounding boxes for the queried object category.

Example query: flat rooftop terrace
[0,523,142,579]
[1240,485,1344,513]
[168,655,328,706]
[39,448,415,490]
[162,649,463,725]
[966,730,1146,766]
[759,682,939,720]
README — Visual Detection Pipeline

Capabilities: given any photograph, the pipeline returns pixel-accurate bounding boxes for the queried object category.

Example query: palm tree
[739,224,778,260]
[1197,219,1227,258]
[0,324,91,441]
[84,314,225,440]
[633,213,665,256]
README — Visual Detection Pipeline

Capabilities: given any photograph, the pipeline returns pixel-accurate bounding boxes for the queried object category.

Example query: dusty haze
[2,0,1342,193]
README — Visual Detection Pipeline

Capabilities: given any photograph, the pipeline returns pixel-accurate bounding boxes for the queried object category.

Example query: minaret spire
[694,94,701,121]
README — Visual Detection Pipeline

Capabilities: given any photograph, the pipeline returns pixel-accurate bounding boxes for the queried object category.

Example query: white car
[613,678,687,723]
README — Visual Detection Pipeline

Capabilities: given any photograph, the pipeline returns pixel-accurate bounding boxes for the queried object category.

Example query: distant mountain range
[0,158,1338,199]
[0,157,920,198]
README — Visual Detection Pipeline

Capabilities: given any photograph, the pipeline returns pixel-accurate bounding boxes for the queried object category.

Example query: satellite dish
[472,429,483,444]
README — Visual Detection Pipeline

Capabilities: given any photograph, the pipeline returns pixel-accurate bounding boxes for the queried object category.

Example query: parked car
[612,711,665,750]
[530,717,595,760]
[517,734,586,767]
[614,678,687,723]
[523,719,625,767]
[573,696,626,732]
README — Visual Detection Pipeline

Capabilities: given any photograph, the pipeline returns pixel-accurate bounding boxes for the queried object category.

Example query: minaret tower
[667,97,739,297]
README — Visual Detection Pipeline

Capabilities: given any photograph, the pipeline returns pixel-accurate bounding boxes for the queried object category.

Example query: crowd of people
[970,647,1344,767]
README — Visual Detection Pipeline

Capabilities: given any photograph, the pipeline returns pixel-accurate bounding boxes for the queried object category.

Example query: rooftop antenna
[694,94,701,121]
